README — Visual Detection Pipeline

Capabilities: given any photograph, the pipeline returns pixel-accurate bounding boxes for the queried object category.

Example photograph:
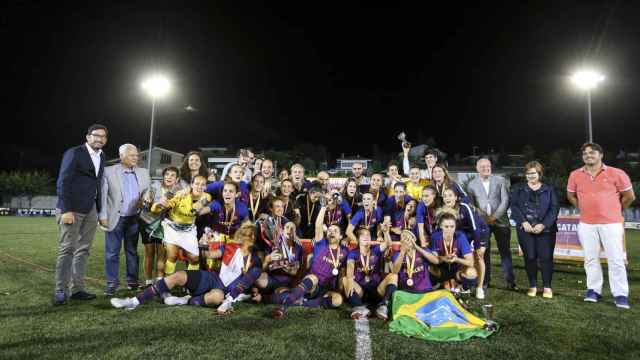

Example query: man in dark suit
[53,124,108,305]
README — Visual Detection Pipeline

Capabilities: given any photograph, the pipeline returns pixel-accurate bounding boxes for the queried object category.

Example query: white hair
[119,143,138,157]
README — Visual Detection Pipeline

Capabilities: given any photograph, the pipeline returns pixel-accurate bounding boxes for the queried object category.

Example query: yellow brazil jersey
[405,179,430,201]
[151,193,212,224]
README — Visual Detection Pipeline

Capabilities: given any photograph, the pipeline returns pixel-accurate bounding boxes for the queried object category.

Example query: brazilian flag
[389,290,496,341]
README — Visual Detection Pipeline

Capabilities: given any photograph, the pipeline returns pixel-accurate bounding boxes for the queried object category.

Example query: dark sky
[3,1,640,173]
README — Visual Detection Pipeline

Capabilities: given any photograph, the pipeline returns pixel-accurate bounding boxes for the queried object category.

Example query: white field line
[355,317,372,360]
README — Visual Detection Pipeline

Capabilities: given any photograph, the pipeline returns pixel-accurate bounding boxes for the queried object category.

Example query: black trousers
[483,225,515,287]
[516,229,556,288]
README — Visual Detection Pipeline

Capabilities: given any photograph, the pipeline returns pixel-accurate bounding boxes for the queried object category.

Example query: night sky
[3,1,640,173]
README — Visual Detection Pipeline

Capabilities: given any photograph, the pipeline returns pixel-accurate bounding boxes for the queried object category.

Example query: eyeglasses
[89,133,107,138]
[525,172,538,176]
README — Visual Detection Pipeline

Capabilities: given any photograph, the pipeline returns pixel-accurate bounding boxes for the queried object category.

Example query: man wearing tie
[100,144,150,296]
[53,124,108,305]
[467,158,517,293]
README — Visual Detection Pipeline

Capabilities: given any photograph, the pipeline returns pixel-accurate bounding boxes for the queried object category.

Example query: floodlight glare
[571,70,605,91]
[141,75,171,98]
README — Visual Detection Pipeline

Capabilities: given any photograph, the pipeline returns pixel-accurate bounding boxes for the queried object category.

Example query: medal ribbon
[306,196,316,225]
[360,252,370,276]
[405,250,416,281]
[249,193,261,218]
[243,253,252,273]
[328,245,341,272]
[224,205,235,234]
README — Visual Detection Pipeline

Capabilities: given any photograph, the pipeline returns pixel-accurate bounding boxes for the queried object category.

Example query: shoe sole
[584,298,598,303]
[615,305,630,309]
[272,308,285,319]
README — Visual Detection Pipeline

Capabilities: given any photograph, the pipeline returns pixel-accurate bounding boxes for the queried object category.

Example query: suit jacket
[56,144,105,214]
[467,175,510,227]
[99,164,150,231]
[510,182,559,233]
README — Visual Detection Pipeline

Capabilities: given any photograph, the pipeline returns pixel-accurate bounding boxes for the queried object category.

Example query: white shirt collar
[85,143,102,156]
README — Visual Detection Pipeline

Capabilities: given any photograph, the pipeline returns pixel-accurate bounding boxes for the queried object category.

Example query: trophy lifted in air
[397,131,411,149]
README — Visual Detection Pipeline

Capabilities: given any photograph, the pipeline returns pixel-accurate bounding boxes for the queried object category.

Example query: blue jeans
[105,216,139,287]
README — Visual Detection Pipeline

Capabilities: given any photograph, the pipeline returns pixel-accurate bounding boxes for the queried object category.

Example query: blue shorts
[307,280,334,299]
[185,270,224,296]
[267,274,294,289]
[429,263,460,285]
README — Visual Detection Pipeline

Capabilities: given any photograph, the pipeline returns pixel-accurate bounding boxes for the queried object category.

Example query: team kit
[111,156,490,320]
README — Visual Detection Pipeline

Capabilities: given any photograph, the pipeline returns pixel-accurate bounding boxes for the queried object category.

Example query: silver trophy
[397,132,411,149]
[269,231,293,271]
[258,216,292,271]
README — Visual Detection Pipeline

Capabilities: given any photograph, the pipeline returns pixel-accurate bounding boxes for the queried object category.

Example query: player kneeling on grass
[111,222,262,315]
[428,212,477,292]
[392,230,440,294]
[272,204,347,319]
[153,175,211,275]
[343,224,398,320]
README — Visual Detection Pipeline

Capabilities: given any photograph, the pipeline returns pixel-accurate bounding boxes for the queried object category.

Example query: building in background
[200,147,236,175]
[331,154,372,175]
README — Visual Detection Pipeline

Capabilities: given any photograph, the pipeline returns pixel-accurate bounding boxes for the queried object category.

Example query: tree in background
[0,171,54,208]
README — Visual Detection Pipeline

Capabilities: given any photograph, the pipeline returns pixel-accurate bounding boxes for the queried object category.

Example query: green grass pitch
[0,217,638,359]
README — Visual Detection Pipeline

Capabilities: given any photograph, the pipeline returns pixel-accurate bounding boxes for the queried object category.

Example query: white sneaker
[164,295,191,306]
[110,297,139,310]
[145,279,154,286]
[350,305,369,319]
[217,295,234,315]
[476,288,485,300]
[376,304,388,320]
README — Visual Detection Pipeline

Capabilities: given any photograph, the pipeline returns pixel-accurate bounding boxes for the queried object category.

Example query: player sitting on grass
[343,224,398,320]
[392,230,440,294]
[429,211,477,293]
[254,221,304,293]
[272,203,347,319]
[111,222,261,315]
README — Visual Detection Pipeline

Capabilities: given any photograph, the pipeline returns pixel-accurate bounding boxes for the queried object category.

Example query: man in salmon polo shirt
[567,143,635,309]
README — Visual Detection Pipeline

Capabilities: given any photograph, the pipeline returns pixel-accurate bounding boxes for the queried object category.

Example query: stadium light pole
[571,69,605,143]
[141,74,171,174]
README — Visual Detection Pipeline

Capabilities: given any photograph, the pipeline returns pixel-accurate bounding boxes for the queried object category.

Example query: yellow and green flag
[389,290,496,341]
